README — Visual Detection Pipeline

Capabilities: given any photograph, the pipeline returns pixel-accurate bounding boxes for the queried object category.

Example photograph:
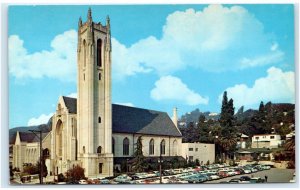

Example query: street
[204,168,295,183]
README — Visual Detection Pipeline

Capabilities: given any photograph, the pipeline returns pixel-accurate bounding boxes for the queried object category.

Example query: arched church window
[97,146,102,154]
[98,117,101,123]
[112,138,115,154]
[160,139,166,155]
[83,146,85,154]
[173,140,178,156]
[149,139,154,155]
[83,40,86,67]
[99,73,101,80]
[123,138,129,156]
[97,39,102,67]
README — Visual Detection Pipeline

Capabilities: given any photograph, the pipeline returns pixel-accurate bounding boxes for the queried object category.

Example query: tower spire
[87,7,92,22]
[106,15,111,51]
[78,16,82,27]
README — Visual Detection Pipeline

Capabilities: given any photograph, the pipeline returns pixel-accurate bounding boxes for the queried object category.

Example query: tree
[131,136,147,172]
[186,122,197,142]
[65,165,85,182]
[197,115,213,143]
[195,159,200,166]
[218,91,237,161]
[23,163,39,175]
[284,136,295,169]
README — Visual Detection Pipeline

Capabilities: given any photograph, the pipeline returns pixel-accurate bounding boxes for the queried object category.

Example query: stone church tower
[77,8,113,177]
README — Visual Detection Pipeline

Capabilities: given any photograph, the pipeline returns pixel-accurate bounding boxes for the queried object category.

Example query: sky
[8,4,295,128]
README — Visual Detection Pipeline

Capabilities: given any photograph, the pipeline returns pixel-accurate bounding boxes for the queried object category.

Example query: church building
[11,9,214,179]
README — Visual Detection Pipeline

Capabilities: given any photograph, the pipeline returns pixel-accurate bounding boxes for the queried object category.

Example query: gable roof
[62,97,182,137]
[62,96,77,113]
[18,132,49,143]
[112,104,182,137]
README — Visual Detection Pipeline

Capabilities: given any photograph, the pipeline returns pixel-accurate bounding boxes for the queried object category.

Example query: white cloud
[112,5,284,79]
[151,75,208,105]
[114,102,134,107]
[9,30,77,81]
[219,67,295,109]
[27,113,53,126]
[66,92,77,98]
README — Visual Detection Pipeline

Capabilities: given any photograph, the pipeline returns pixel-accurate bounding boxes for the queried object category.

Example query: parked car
[78,179,88,184]
[261,165,271,170]
[250,177,265,183]
[99,179,110,184]
[207,173,220,180]
[240,176,251,181]
[114,175,132,183]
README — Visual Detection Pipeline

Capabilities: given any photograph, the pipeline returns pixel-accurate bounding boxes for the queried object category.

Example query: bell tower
[77,8,113,177]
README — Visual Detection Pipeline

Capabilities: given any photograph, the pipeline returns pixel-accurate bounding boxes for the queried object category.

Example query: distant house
[251,134,283,149]
[237,134,249,149]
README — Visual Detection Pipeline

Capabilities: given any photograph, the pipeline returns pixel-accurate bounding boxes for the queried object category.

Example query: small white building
[251,134,283,149]
[237,134,249,149]
[181,143,215,165]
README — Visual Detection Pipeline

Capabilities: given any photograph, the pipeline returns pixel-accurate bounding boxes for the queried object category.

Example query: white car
[78,179,88,184]
[209,174,220,180]
[243,169,251,174]
[114,175,132,183]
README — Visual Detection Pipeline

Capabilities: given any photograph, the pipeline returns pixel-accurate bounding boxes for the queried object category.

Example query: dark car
[240,176,251,181]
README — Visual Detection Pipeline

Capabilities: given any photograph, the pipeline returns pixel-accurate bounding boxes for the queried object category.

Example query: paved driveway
[204,168,295,183]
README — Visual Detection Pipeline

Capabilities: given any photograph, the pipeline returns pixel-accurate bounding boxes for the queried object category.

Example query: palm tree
[284,136,295,168]
[217,137,237,162]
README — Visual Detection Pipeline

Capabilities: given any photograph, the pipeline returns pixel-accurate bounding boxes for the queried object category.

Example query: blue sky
[8,4,295,128]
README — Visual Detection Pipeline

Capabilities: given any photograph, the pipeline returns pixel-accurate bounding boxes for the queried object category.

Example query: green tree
[197,115,213,143]
[131,136,147,172]
[218,91,237,161]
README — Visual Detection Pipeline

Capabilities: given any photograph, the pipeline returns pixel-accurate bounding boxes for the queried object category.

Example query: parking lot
[204,168,295,183]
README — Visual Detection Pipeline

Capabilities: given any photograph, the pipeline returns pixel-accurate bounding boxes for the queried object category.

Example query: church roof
[62,97,182,137]
[62,96,77,113]
[18,132,49,143]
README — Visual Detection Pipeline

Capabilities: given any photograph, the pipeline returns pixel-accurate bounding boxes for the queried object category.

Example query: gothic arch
[173,140,178,156]
[56,119,63,158]
[161,139,166,155]
[123,137,129,156]
[149,139,154,155]
[83,39,86,67]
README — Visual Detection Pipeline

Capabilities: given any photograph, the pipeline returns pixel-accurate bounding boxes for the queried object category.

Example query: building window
[97,146,102,154]
[99,73,101,80]
[189,156,193,161]
[270,136,275,139]
[99,163,103,174]
[195,148,198,152]
[149,139,154,155]
[83,40,86,67]
[255,137,259,140]
[123,138,129,155]
[98,117,101,123]
[97,39,102,67]
[83,73,85,81]
[189,148,193,151]
[160,139,165,155]
[83,146,85,154]
[173,140,178,156]
[112,138,115,154]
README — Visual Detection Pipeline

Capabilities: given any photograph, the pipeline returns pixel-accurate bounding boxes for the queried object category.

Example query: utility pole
[159,142,162,184]
[29,130,43,184]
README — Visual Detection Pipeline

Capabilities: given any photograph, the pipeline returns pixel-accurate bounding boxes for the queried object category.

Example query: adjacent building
[251,134,283,149]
